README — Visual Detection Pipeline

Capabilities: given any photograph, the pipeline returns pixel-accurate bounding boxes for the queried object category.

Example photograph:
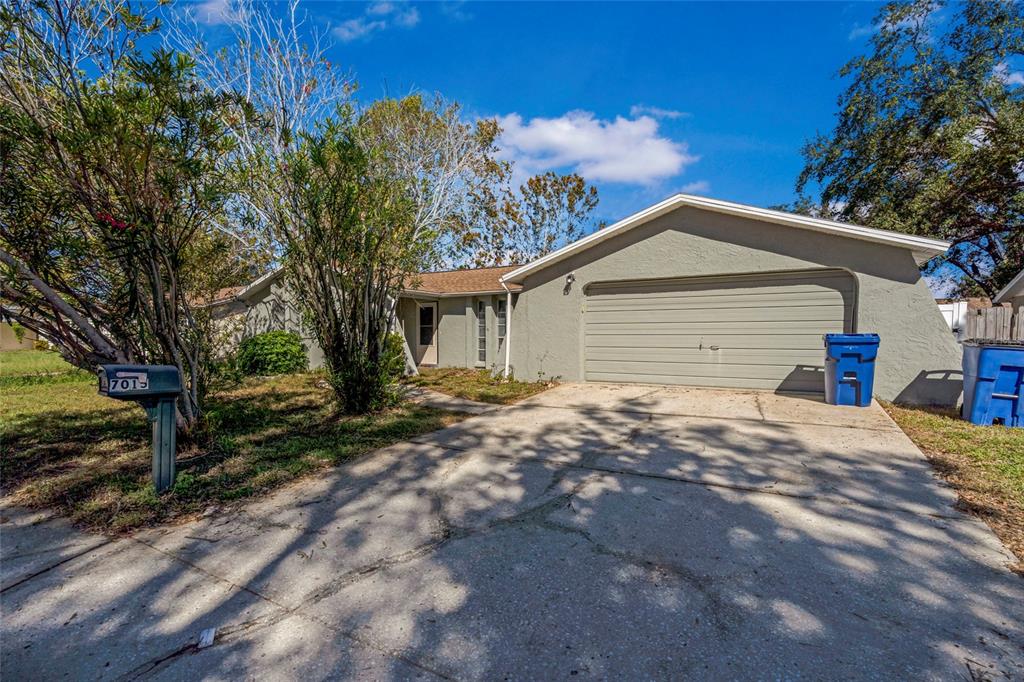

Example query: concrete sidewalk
[3,383,1022,680]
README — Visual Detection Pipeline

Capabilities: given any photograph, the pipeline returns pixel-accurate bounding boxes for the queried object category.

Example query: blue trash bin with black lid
[962,339,1024,427]
[823,333,880,407]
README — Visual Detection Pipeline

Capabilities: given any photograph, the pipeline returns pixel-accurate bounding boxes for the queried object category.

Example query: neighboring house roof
[500,194,952,285]
[405,265,523,296]
[236,265,524,303]
[190,286,247,308]
[993,268,1024,304]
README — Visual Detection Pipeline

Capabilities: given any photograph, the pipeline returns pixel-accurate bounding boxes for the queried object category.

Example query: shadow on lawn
[4,387,1022,679]
[0,377,456,530]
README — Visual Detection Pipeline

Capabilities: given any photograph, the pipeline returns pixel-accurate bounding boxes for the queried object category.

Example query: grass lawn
[404,366,553,404]
[1,366,466,533]
[883,402,1024,572]
[0,349,89,384]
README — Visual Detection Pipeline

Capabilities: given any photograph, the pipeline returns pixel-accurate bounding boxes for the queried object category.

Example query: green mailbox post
[97,365,182,493]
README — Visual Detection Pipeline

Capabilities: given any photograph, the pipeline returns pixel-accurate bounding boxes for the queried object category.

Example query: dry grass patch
[883,402,1024,572]
[404,367,553,404]
[1,372,465,532]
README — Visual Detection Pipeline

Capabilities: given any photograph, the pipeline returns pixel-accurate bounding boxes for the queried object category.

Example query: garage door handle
[709,345,720,351]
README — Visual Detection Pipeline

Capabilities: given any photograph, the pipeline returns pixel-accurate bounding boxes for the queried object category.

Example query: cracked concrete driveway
[3,383,1022,680]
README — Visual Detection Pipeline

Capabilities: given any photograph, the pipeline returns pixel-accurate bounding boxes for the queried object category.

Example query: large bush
[327,332,406,413]
[237,331,307,376]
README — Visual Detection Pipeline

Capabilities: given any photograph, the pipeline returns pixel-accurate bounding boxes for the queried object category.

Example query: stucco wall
[437,297,470,367]
[508,206,963,405]
[431,295,505,371]
[243,278,324,370]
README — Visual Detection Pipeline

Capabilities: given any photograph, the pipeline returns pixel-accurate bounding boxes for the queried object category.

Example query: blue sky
[192,0,889,225]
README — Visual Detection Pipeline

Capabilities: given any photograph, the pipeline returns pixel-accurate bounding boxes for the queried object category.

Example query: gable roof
[236,265,522,303]
[994,268,1024,304]
[405,265,522,296]
[500,194,952,285]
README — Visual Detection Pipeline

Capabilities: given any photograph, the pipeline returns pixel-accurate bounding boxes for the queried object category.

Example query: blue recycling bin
[962,340,1024,427]
[823,333,880,407]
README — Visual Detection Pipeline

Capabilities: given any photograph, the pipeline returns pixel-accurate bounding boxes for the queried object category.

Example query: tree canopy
[0,0,246,430]
[797,0,1023,297]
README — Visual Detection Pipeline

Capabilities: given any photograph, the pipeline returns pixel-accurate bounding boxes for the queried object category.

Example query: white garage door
[584,270,855,392]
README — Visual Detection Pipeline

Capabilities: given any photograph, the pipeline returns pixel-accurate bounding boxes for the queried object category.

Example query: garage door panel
[587,295,847,313]
[585,333,834,350]
[584,372,823,392]
[587,271,851,292]
[585,305,848,325]
[584,347,825,365]
[585,359,816,380]
[586,320,846,335]
[583,270,853,392]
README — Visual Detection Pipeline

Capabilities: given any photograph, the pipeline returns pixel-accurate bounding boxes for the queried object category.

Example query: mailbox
[97,365,181,493]
[98,365,181,399]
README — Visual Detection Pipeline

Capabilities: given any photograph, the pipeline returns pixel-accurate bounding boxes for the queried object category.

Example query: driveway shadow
[2,387,1022,680]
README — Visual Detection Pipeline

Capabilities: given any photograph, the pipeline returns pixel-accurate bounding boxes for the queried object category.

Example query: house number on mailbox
[108,371,149,393]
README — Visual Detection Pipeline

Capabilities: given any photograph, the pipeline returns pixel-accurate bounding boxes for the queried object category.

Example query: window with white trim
[497,299,507,343]
[476,301,486,363]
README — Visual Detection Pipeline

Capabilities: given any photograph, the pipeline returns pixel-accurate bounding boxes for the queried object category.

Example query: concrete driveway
[3,383,1022,680]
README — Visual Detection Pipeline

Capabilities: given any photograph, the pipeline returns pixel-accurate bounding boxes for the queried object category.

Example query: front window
[477,301,486,363]
[497,299,507,342]
[419,305,434,346]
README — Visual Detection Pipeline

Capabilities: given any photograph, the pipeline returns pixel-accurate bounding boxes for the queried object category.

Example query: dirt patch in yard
[883,402,1023,574]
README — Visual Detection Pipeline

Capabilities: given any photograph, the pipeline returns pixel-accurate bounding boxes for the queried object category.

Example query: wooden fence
[964,306,1024,340]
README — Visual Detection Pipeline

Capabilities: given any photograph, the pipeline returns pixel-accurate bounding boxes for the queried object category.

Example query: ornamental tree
[0,0,242,433]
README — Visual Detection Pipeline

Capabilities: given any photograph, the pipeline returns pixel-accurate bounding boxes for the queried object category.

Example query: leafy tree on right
[797,0,1023,298]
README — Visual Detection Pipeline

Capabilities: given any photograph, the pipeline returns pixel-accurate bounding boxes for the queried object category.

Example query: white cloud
[629,104,689,120]
[191,0,237,25]
[367,1,395,15]
[334,1,420,42]
[995,62,1024,86]
[678,180,710,195]
[440,1,471,22]
[497,110,698,185]
[847,23,875,40]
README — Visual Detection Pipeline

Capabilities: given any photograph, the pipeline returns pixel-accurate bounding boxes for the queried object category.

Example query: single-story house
[994,268,1024,315]
[232,194,964,405]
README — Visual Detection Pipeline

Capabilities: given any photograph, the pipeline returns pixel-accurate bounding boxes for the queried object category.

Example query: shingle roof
[404,265,523,295]
[191,286,247,307]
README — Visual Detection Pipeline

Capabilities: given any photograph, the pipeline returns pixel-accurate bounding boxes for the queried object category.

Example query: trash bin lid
[823,333,880,345]
[962,338,1024,349]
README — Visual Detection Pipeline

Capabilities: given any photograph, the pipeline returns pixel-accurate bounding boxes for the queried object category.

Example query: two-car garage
[583,270,856,393]
[500,194,963,405]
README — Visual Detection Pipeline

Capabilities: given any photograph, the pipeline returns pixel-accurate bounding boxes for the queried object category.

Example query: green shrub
[237,331,307,376]
[328,332,407,414]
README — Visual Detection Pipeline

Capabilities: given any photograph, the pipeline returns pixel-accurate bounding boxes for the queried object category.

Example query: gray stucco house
[234,194,963,405]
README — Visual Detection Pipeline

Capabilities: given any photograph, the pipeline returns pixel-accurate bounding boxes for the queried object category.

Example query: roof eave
[400,288,519,298]
[500,194,951,284]
[236,268,282,302]
[993,268,1024,304]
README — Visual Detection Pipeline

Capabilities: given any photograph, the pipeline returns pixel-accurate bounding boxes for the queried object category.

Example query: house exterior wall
[437,296,470,367]
[241,280,485,372]
[508,206,963,405]
[394,294,507,372]
[397,298,418,360]
[243,278,325,369]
